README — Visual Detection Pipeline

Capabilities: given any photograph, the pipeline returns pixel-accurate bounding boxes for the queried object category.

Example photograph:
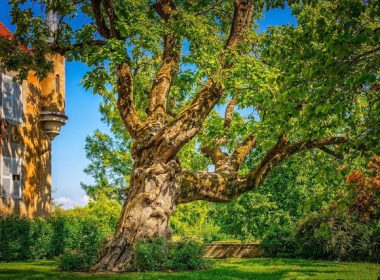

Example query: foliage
[170,201,224,242]
[345,156,380,222]
[0,214,53,261]
[133,238,209,272]
[58,249,92,271]
[55,193,121,236]
[258,157,380,262]
[295,211,378,262]
[133,238,167,272]
[259,223,297,258]
[213,152,346,241]
[55,217,106,271]
[166,239,210,271]
[81,130,132,203]
[0,198,117,263]
[28,218,54,260]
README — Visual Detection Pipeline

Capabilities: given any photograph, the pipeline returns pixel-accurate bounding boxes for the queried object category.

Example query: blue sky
[0,2,296,209]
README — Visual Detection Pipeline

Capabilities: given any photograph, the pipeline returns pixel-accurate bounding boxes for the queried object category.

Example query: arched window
[55,74,60,94]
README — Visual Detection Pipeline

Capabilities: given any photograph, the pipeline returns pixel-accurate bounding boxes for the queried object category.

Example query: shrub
[295,211,377,262]
[367,221,380,262]
[133,238,209,272]
[0,214,31,261]
[58,249,91,271]
[260,224,297,258]
[48,215,82,256]
[28,218,54,260]
[133,237,167,271]
[167,239,209,270]
[54,217,109,271]
[0,210,110,266]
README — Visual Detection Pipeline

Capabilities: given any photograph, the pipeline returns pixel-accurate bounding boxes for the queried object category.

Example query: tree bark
[93,160,180,272]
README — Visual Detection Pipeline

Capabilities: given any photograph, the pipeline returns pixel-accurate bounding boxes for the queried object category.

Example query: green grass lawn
[0,258,378,280]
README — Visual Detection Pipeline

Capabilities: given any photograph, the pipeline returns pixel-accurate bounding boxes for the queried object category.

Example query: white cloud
[54,195,90,209]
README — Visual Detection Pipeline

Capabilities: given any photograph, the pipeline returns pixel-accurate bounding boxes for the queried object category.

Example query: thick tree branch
[147,0,180,122]
[201,95,255,172]
[244,136,348,191]
[230,134,256,170]
[226,0,254,49]
[91,0,111,39]
[318,146,343,160]
[177,170,246,203]
[201,97,237,168]
[51,39,107,55]
[154,1,254,161]
[177,135,347,203]
[224,98,236,128]
[201,144,228,170]
[116,63,144,138]
[102,0,122,39]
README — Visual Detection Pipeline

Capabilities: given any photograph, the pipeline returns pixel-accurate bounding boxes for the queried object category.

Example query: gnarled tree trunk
[93,160,180,272]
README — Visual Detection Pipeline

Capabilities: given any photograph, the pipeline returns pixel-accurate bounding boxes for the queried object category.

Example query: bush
[133,238,210,272]
[133,238,167,271]
[260,224,297,258]
[295,211,378,262]
[367,221,380,262]
[0,214,31,261]
[0,211,110,266]
[167,239,209,270]
[58,249,91,271]
[28,218,54,260]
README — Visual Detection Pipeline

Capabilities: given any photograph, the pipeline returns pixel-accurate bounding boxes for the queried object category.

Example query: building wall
[0,54,65,217]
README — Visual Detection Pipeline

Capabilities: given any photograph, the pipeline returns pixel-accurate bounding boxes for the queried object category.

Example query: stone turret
[39,7,67,140]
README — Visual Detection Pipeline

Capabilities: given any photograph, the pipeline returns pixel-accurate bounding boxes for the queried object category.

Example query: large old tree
[1,0,379,272]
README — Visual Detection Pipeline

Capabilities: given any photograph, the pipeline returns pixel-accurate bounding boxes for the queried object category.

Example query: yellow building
[0,22,67,216]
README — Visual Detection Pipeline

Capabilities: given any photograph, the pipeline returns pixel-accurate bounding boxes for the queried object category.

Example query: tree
[1,0,379,272]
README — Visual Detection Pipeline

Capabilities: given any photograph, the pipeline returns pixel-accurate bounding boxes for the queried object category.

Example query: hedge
[0,212,110,262]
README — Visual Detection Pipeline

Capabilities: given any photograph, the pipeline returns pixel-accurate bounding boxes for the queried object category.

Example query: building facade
[0,22,67,216]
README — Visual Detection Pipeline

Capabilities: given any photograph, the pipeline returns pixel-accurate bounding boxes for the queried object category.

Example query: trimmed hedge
[0,213,109,263]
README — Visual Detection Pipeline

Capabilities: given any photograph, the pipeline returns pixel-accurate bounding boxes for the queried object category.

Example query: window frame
[55,74,60,95]
[0,155,22,200]
[1,73,23,124]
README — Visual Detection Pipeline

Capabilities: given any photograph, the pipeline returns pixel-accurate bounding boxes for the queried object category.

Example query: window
[1,74,23,123]
[0,156,22,199]
[55,74,60,94]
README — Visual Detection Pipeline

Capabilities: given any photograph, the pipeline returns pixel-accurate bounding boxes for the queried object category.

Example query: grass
[0,258,379,280]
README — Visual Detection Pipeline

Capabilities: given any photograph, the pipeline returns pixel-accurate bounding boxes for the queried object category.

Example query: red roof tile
[0,22,12,39]
[0,21,32,53]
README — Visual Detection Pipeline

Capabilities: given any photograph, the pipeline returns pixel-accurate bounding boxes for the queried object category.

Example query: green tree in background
[1,0,378,271]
